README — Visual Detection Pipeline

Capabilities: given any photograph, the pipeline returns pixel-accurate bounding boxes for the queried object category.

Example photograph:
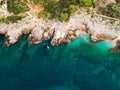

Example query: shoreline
[0,9,120,52]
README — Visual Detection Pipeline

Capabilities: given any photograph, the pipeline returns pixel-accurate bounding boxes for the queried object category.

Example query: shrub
[38,10,50,19]
[0,16,24,23]
[0,17,9,23]
[102,3,120,19]
[69,5,79,13]
[59,13,69,21]
[7,0,29,15]
[31,0,80,21]
[116,0,120,3]
[79,0,93,7]
[6,15,24,23]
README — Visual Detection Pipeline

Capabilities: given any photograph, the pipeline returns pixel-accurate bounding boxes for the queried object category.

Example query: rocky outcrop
[90,33,117,42]
[0,1,11,17]
[0,9,120,51]
[109,40,120,53]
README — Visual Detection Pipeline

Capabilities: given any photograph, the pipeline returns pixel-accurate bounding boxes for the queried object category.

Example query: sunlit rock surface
[0,9,120,50]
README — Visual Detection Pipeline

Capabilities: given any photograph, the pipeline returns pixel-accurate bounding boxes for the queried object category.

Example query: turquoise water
[0,34,120,90]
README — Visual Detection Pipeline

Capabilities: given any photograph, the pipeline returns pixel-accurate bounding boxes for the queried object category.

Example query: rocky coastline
[0,9,120,52]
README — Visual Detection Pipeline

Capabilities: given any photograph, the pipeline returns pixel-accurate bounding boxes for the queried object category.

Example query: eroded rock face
[90,34,117,43]
[0,1,11,17]
[109,40,120,53]
[0,9,120,49]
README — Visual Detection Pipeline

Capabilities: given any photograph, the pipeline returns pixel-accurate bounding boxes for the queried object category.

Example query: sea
[0,34,120,90]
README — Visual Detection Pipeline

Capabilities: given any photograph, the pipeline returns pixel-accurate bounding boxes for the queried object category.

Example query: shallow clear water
[0,34,120,90]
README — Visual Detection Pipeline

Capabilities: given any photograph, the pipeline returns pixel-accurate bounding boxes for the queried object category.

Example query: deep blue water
[0,34,120,90]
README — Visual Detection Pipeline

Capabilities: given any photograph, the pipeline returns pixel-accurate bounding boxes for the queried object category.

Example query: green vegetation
[102,3,120,19]
[37,0,80,21]
[7,15,24,23]
[37,0,94,21]
[38,2,79,20]
[0,17,9,23]
[0,16,24,23]
[1,0,120,23]
[5,0,94,21]
[79,0,93,7]
[59,13,69,21]
[7,0,29,15]
[30,0,43,5]
[69,5,79,13]
[38,10,50,19]
[116,0,120,3]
